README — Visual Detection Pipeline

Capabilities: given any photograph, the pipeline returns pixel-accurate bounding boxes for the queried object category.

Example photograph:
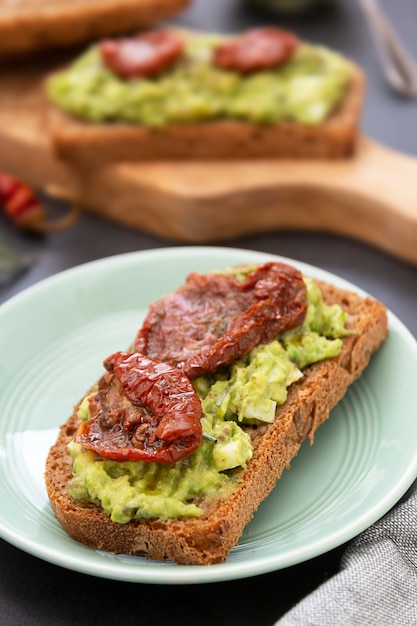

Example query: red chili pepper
[0,171,46,231]
[0,171,81,232]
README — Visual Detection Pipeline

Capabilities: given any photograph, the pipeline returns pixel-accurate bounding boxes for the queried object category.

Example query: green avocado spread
[68,276,350,523]
[47,34,351,126]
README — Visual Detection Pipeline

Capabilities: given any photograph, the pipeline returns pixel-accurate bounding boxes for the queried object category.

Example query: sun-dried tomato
[135,262,307,379]
[99,29,184,79]
[74,352,202,464]
[213,28,299,74]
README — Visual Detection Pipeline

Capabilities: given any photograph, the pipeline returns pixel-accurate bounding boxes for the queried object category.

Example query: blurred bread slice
[46,24,365,165]
[48,61,364,164]
[0,0,189,57]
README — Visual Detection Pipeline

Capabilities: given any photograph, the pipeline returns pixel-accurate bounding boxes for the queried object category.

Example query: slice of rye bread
[0,0,189,57]
[48,60,365,164]
[45,281,388,565]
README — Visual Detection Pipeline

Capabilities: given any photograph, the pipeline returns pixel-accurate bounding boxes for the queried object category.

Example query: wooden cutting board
[1,59,417,265]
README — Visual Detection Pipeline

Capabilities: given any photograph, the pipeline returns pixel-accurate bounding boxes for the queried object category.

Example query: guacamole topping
[48,33,351,126]
[68,277,350,522]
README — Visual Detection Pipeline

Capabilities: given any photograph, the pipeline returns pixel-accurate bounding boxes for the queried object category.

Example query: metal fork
[358,0,417,99]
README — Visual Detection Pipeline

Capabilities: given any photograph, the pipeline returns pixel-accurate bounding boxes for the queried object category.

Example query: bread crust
[48,57,365,164]
[45,281,388,565]
[0,0,189,57]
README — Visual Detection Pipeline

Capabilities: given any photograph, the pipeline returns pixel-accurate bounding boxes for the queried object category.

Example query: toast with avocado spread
[45,263,387,565]
[47,27,365,164]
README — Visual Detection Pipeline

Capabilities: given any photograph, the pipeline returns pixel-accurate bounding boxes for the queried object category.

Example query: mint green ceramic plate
[1,246,417,584]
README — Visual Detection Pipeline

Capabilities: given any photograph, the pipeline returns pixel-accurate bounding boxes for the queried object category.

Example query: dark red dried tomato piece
[99,29,184,79]
[213,28,299,74]
[135,262,307,379]
[74,352,202,464]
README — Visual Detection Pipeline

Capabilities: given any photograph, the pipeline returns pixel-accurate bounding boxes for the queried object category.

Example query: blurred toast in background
[48,61,365,164]
[46,28,365,164]
[0,0,188,57]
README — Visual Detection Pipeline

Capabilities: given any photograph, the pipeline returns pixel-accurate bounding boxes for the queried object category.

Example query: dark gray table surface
[0,0,416,624]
